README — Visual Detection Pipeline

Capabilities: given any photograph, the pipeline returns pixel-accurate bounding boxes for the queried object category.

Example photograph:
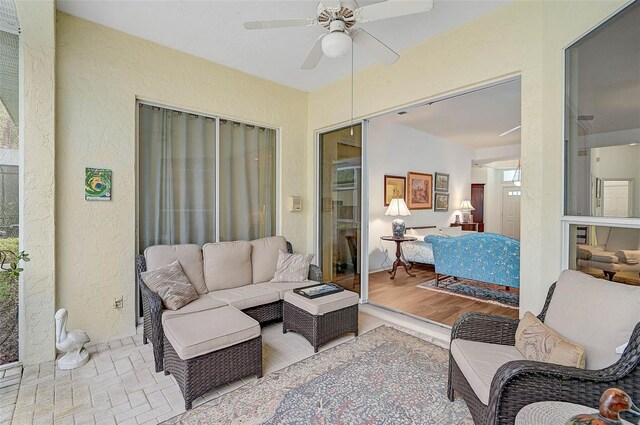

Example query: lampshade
[459,199,475,211]
[322,31,352,58]
[385,198,411,217]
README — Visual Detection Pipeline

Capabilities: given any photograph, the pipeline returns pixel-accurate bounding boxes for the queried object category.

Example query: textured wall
[16,0,57,364]
[307,0,627,315]
[55,13,309,343]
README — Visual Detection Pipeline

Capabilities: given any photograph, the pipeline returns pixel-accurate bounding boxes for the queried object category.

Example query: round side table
[380,235,417,279]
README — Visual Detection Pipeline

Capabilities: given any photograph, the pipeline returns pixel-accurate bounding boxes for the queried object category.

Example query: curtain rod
[139,103,268,130]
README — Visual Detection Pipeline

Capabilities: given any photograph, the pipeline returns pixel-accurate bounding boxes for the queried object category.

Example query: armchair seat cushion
[209,285,280,310]
[161,294,227,321]
[450,339,525,405]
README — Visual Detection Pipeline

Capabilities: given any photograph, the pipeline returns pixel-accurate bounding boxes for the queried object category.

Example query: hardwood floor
[368,263,519,327]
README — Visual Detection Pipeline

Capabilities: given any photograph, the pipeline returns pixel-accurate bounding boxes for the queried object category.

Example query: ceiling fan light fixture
[321,30,352,58]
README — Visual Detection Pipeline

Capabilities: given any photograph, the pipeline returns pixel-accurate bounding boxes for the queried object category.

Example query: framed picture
[434,193,449,212]
[384,175,406,206]
[85,168,112,201]
[406,172,433,209]
[435,172,449,193]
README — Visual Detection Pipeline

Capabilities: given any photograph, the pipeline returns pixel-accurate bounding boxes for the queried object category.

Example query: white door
[603,180,630,217]
[502,187,521,239]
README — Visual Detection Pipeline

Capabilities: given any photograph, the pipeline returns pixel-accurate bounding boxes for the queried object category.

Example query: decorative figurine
[55,308,91,370]
[566,388,640,425]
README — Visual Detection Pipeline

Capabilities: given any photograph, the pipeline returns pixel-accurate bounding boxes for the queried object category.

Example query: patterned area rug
[164,326,472,424]
[417,277,519,308]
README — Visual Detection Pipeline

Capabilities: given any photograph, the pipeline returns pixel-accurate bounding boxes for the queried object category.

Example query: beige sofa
[578,226,640,280]
[136,236,322,373]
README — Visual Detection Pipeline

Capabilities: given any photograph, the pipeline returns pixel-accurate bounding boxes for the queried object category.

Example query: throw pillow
[270,250,314,283]
[140,260,199,310]
[515,311,586,368]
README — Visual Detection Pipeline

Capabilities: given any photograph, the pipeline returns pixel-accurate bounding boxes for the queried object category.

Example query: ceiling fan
[244,0,434,70]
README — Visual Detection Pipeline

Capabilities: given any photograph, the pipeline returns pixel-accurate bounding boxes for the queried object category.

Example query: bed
[402,226,464,266]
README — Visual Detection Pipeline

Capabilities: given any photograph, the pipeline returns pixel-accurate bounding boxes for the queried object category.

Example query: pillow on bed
[440,226,463,237]
[408,227,442,238]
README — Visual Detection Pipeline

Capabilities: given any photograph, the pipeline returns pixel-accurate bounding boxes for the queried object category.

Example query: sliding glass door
[138,103,277,252]
[318,124,362,294]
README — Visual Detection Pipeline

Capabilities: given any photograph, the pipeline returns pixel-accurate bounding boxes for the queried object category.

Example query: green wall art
[85,168,112,201]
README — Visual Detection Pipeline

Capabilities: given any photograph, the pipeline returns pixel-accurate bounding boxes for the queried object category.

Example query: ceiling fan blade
[356,0,434,22]
[301,35,326,70]
[351,29,399,65]
[243,18,316,30]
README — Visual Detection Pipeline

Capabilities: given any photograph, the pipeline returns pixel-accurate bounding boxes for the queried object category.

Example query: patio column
[16,0,57,365]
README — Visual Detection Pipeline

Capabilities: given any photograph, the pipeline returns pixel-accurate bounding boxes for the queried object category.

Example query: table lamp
[459,199,475,223]
[385,198,411,237]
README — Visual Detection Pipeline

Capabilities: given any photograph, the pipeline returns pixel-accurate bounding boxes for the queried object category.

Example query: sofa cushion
[450,339,525,405]
[283,289,359,316]
[140,260,199,310]
[515,311,585,368]
[144,244,207,295]
[271,250,314,283]
[605,227,640,253]
[162,306,260,360]
[203,241,252,291]
[544,270,640,370]
[589,252,619,264]
[161,294,227,321]
[257,281,316,299]
[250,236,288,283]
[208,285,280,310]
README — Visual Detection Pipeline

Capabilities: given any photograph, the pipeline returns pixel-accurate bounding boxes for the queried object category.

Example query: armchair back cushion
[144,244,208,295]
[250,236,288,283]
[544,270,640,370]
[203,241,252,291]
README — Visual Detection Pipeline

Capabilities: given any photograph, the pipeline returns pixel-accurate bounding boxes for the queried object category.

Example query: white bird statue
[55,308,90,370]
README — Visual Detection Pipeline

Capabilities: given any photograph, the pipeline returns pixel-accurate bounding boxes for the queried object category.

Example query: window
[563,2,640,286]
[503,169,517,182]
[564,1,640,218]
[138,103,277,251]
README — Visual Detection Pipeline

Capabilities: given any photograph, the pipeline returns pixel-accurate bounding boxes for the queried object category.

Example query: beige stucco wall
[306,0,627,314]
[55,13,309,344]
[16,0,57,365]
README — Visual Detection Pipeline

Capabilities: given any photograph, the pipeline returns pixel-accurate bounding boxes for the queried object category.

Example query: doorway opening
[365,78,521,326]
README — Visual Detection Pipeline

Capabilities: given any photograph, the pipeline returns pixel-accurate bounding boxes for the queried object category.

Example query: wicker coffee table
[283,288,359,352]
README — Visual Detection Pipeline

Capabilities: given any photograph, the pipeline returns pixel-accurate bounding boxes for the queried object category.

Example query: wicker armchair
[136,241,322,372]
[448,279,640,425]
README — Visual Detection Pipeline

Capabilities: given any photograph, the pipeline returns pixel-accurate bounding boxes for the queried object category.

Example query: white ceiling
[383,78,521,149]
[56,0,511,92]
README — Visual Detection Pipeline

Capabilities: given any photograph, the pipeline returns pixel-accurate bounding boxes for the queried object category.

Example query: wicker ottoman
[283,289,359,353]
[162,306,262,410]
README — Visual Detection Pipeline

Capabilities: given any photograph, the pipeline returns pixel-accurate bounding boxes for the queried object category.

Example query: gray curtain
[219,121,276,241]
[139,105,216,250]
